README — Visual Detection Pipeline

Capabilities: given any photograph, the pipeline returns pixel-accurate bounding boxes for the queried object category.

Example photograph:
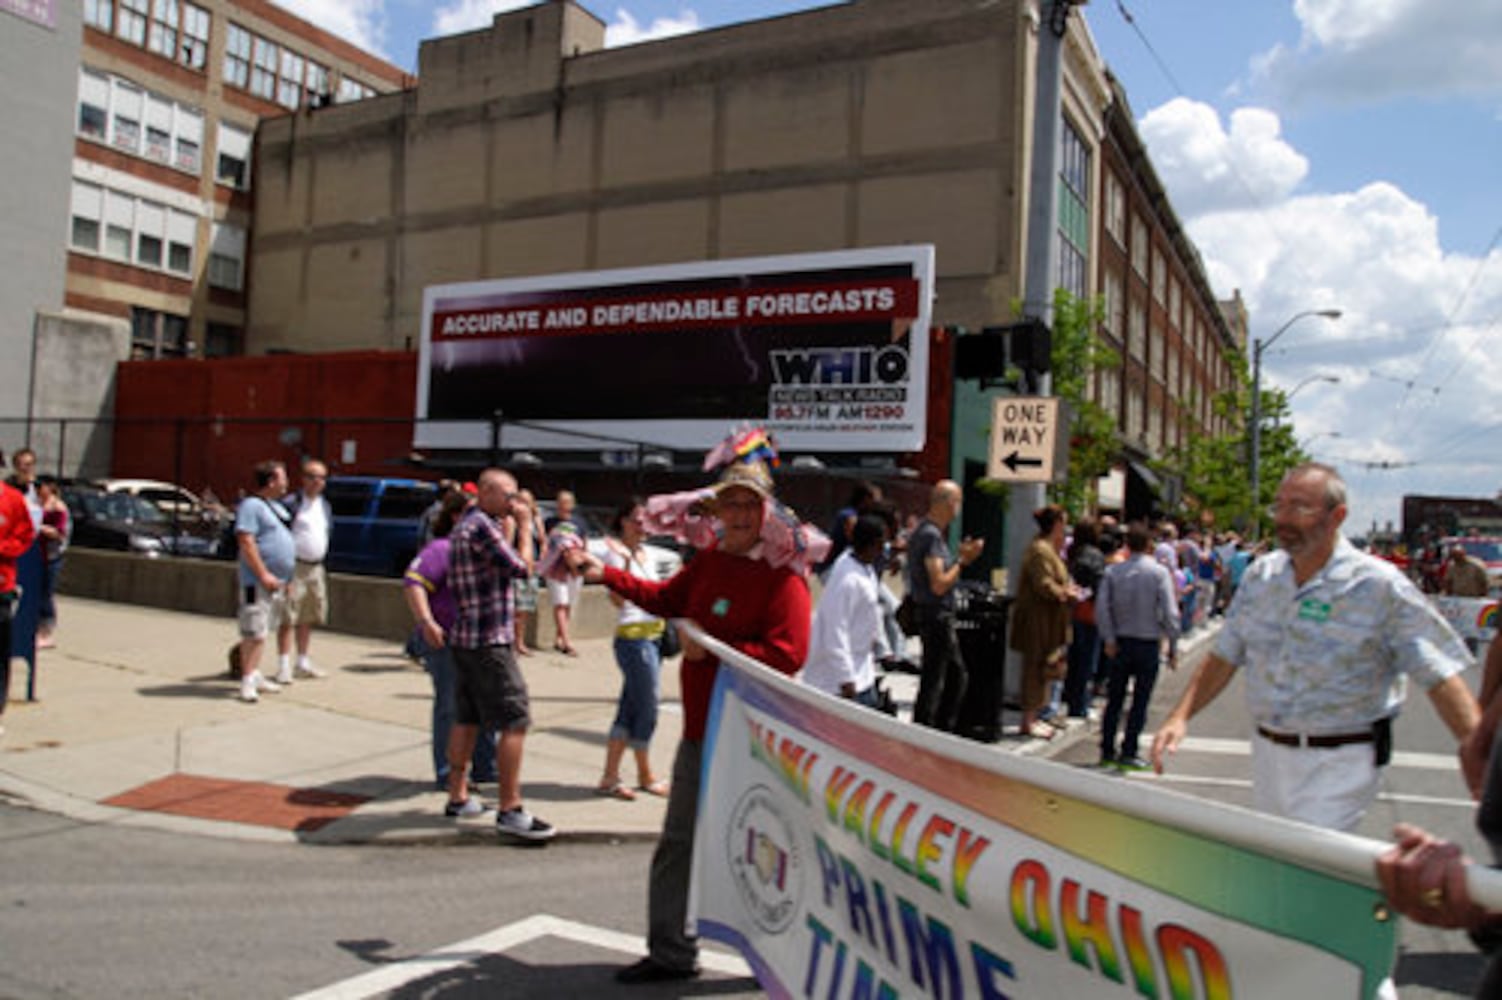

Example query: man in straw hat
[571,434,812,984]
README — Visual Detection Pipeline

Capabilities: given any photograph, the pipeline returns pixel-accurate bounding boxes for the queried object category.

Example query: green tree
[1045,288,1120,515]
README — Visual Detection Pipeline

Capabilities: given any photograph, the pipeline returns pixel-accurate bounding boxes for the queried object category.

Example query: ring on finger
[1420,887,1444,909]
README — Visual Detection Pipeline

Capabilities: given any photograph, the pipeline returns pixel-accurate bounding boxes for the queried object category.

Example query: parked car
[536,498,684,580]
[324,475,439,576]
[61,484,221,558]
[95,478,230,527]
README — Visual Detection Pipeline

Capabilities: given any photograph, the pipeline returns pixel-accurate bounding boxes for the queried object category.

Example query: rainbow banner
[1432,596,1498,643]
[687,630,1401,999]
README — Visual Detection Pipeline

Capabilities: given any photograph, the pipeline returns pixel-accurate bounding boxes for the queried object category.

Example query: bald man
[905,480,984,733]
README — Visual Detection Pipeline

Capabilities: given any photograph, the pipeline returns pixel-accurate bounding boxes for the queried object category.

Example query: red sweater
[0,484,37,594]
[602,546,811,742]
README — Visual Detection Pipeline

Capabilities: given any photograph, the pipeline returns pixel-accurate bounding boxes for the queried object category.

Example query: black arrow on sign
[1002,451,1043,473]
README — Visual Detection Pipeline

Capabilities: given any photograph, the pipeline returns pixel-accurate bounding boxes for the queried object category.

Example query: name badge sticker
[1298,598,1332,623]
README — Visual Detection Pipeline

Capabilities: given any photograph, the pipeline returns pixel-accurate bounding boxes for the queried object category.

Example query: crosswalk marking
[291,914,750,1000]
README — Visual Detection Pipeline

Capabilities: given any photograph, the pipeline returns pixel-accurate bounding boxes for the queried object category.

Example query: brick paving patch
[103,773,370,832]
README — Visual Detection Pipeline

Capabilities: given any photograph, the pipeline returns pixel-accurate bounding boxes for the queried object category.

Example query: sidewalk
[0,595,1218,846]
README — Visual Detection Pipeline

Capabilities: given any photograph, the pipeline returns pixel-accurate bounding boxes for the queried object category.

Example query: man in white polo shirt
[802,512,893,708]
[1152,463,1478,832]
[275,457,332,684]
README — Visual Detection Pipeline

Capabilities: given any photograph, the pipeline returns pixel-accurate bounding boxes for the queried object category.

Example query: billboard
[415,246,935,453]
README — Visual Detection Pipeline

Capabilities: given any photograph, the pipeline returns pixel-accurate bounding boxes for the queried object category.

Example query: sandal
[1022,726,1056,741]
[596,779,636,801]
[554,641,578,657]
[637,779,670,798]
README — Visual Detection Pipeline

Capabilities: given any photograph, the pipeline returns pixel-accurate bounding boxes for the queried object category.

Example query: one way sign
[987,396,1062,483]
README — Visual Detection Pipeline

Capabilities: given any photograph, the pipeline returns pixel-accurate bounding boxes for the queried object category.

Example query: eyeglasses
[1266,502,1329,519]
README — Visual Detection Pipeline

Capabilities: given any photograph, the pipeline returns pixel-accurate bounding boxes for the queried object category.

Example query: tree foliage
[1046,288,1120,515]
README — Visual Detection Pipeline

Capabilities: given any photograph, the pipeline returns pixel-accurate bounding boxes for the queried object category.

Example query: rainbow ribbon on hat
[703,425,780,471]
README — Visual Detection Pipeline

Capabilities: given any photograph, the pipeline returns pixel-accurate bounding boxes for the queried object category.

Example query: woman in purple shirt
[403,491,498,794]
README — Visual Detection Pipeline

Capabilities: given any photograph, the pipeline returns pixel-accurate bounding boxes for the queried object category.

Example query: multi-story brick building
[66,0,408,360]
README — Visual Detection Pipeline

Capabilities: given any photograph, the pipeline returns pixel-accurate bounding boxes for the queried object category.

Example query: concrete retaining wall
[57,549,620,646]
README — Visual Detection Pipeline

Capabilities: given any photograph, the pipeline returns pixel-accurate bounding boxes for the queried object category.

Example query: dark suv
[323,476,438,576]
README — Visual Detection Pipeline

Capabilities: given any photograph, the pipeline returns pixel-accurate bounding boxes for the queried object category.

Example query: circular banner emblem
[726,784,803,935]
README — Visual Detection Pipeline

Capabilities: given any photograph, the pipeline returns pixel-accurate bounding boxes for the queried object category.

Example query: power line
[1394,222,1502,413]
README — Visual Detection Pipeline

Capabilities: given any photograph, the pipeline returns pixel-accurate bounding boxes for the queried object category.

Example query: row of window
[69,179,246,291]
[129,306,242,359]
[86,0,211,71]
[84,1,380,111]
[78,68,254,189]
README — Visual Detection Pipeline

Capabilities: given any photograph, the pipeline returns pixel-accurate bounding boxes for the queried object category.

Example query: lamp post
[1299,430,1342,453]
[1273,373,1340,428]
[1250,309,1342,537]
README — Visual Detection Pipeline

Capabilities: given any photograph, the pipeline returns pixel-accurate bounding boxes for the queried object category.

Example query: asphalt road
[0,799,760,1000]
[1050,622,1492,998]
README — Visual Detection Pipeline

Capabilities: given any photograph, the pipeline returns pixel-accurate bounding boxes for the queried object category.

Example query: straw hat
[710,459,775,502]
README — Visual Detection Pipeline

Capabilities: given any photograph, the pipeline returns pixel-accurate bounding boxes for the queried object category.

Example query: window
[1148,402,1163,452]
[1105,172,1125,245]
[224,23,250,89]
[1130,215,1148,278]
[1169,344,1181,397]
[205,323,243,358]
[179,3,209,69]
[1103,271,1123,336]
[1128,299,1145,363]
[84,0,112,31]
[143,91,173,163]
[117,0,148,45]
[78,69,109,139]
[70,181,103,252]
[216,122,252,188]
[1099,366,1122,427]
[111,80,142,153]
[305,62,329,106]
[147,0,177,59]
[130,306,190,359]
[337,76,374,103]
[1168,279,1182,329]
[1151,321,1166,382]
[250,36,278,100]
[167,209,195,274]
[1126,383,1144,438]
[1056,118,1090,299]
[278,49,305,109]
[208,223,245,291]
[135,201,165,267]
[1151,248,1166,305]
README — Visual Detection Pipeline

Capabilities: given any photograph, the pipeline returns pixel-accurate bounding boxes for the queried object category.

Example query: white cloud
[431,0,532,36]
[605,8,702,47]
[271,0,388,57]
[1139,99,1308,217]
[1254,0,1502,105]
[1136,97,1502,532]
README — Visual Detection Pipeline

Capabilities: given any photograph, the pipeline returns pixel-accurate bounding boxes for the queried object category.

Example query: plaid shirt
[449,507,528,649]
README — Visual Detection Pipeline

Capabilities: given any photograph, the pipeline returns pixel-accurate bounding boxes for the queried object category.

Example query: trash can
[952,583,1012,742]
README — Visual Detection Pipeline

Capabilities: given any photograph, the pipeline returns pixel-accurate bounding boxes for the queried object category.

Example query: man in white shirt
[802,513,891,708]
[275,458,332,684]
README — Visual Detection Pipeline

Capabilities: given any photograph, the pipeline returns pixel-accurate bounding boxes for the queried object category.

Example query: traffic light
[953,320,1052,383]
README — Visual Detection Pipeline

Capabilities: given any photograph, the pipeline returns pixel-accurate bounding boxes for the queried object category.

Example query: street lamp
[1299,430,1342,452]
[1274,373,1340,428]
[1250,309,1342,537]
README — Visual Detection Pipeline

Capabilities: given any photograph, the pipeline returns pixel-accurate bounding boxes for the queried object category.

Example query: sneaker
[239,678,259,703]
[253,672,283,694]
[1118,755,1151,772]
[294,662,327,679]
[1097,752,1116,768]
[496,806,555,842]
[444,797,489,818]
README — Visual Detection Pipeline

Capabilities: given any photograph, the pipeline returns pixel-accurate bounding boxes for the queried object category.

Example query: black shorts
[452,644,530,732]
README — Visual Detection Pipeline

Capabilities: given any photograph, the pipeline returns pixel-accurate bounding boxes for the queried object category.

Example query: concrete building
[0,2,81,455]
[247,0,1241,518]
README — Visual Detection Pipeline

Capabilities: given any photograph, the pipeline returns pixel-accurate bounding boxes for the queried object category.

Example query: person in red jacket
[572,452,812,985]
[1,473,39,735]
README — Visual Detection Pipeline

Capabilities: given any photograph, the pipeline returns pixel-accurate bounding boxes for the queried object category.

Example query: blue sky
[276,0,1502,537]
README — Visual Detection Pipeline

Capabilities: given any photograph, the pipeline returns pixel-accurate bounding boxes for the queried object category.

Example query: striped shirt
[449,506,528,649]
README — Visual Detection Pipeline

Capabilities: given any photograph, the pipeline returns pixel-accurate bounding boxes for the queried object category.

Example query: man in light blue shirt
[1153,463,1479,831]
[1097,523,1179,769]
[234,460,295,703]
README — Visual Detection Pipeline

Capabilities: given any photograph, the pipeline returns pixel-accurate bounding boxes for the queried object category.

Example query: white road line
[1134,772,1475,809]
[291,914,750,1000]
[1172,735,1461,771]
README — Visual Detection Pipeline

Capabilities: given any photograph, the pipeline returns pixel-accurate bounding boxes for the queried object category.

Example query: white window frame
[208,223,246,291]
[84,0,113,32]
[215,121,252,189]
[179,2,209,69]
[223,23,251,89]
[67,177,199,280]
[78,68,204,177]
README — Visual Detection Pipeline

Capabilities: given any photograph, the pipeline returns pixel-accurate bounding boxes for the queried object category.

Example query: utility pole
[1003,0,1076,594]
